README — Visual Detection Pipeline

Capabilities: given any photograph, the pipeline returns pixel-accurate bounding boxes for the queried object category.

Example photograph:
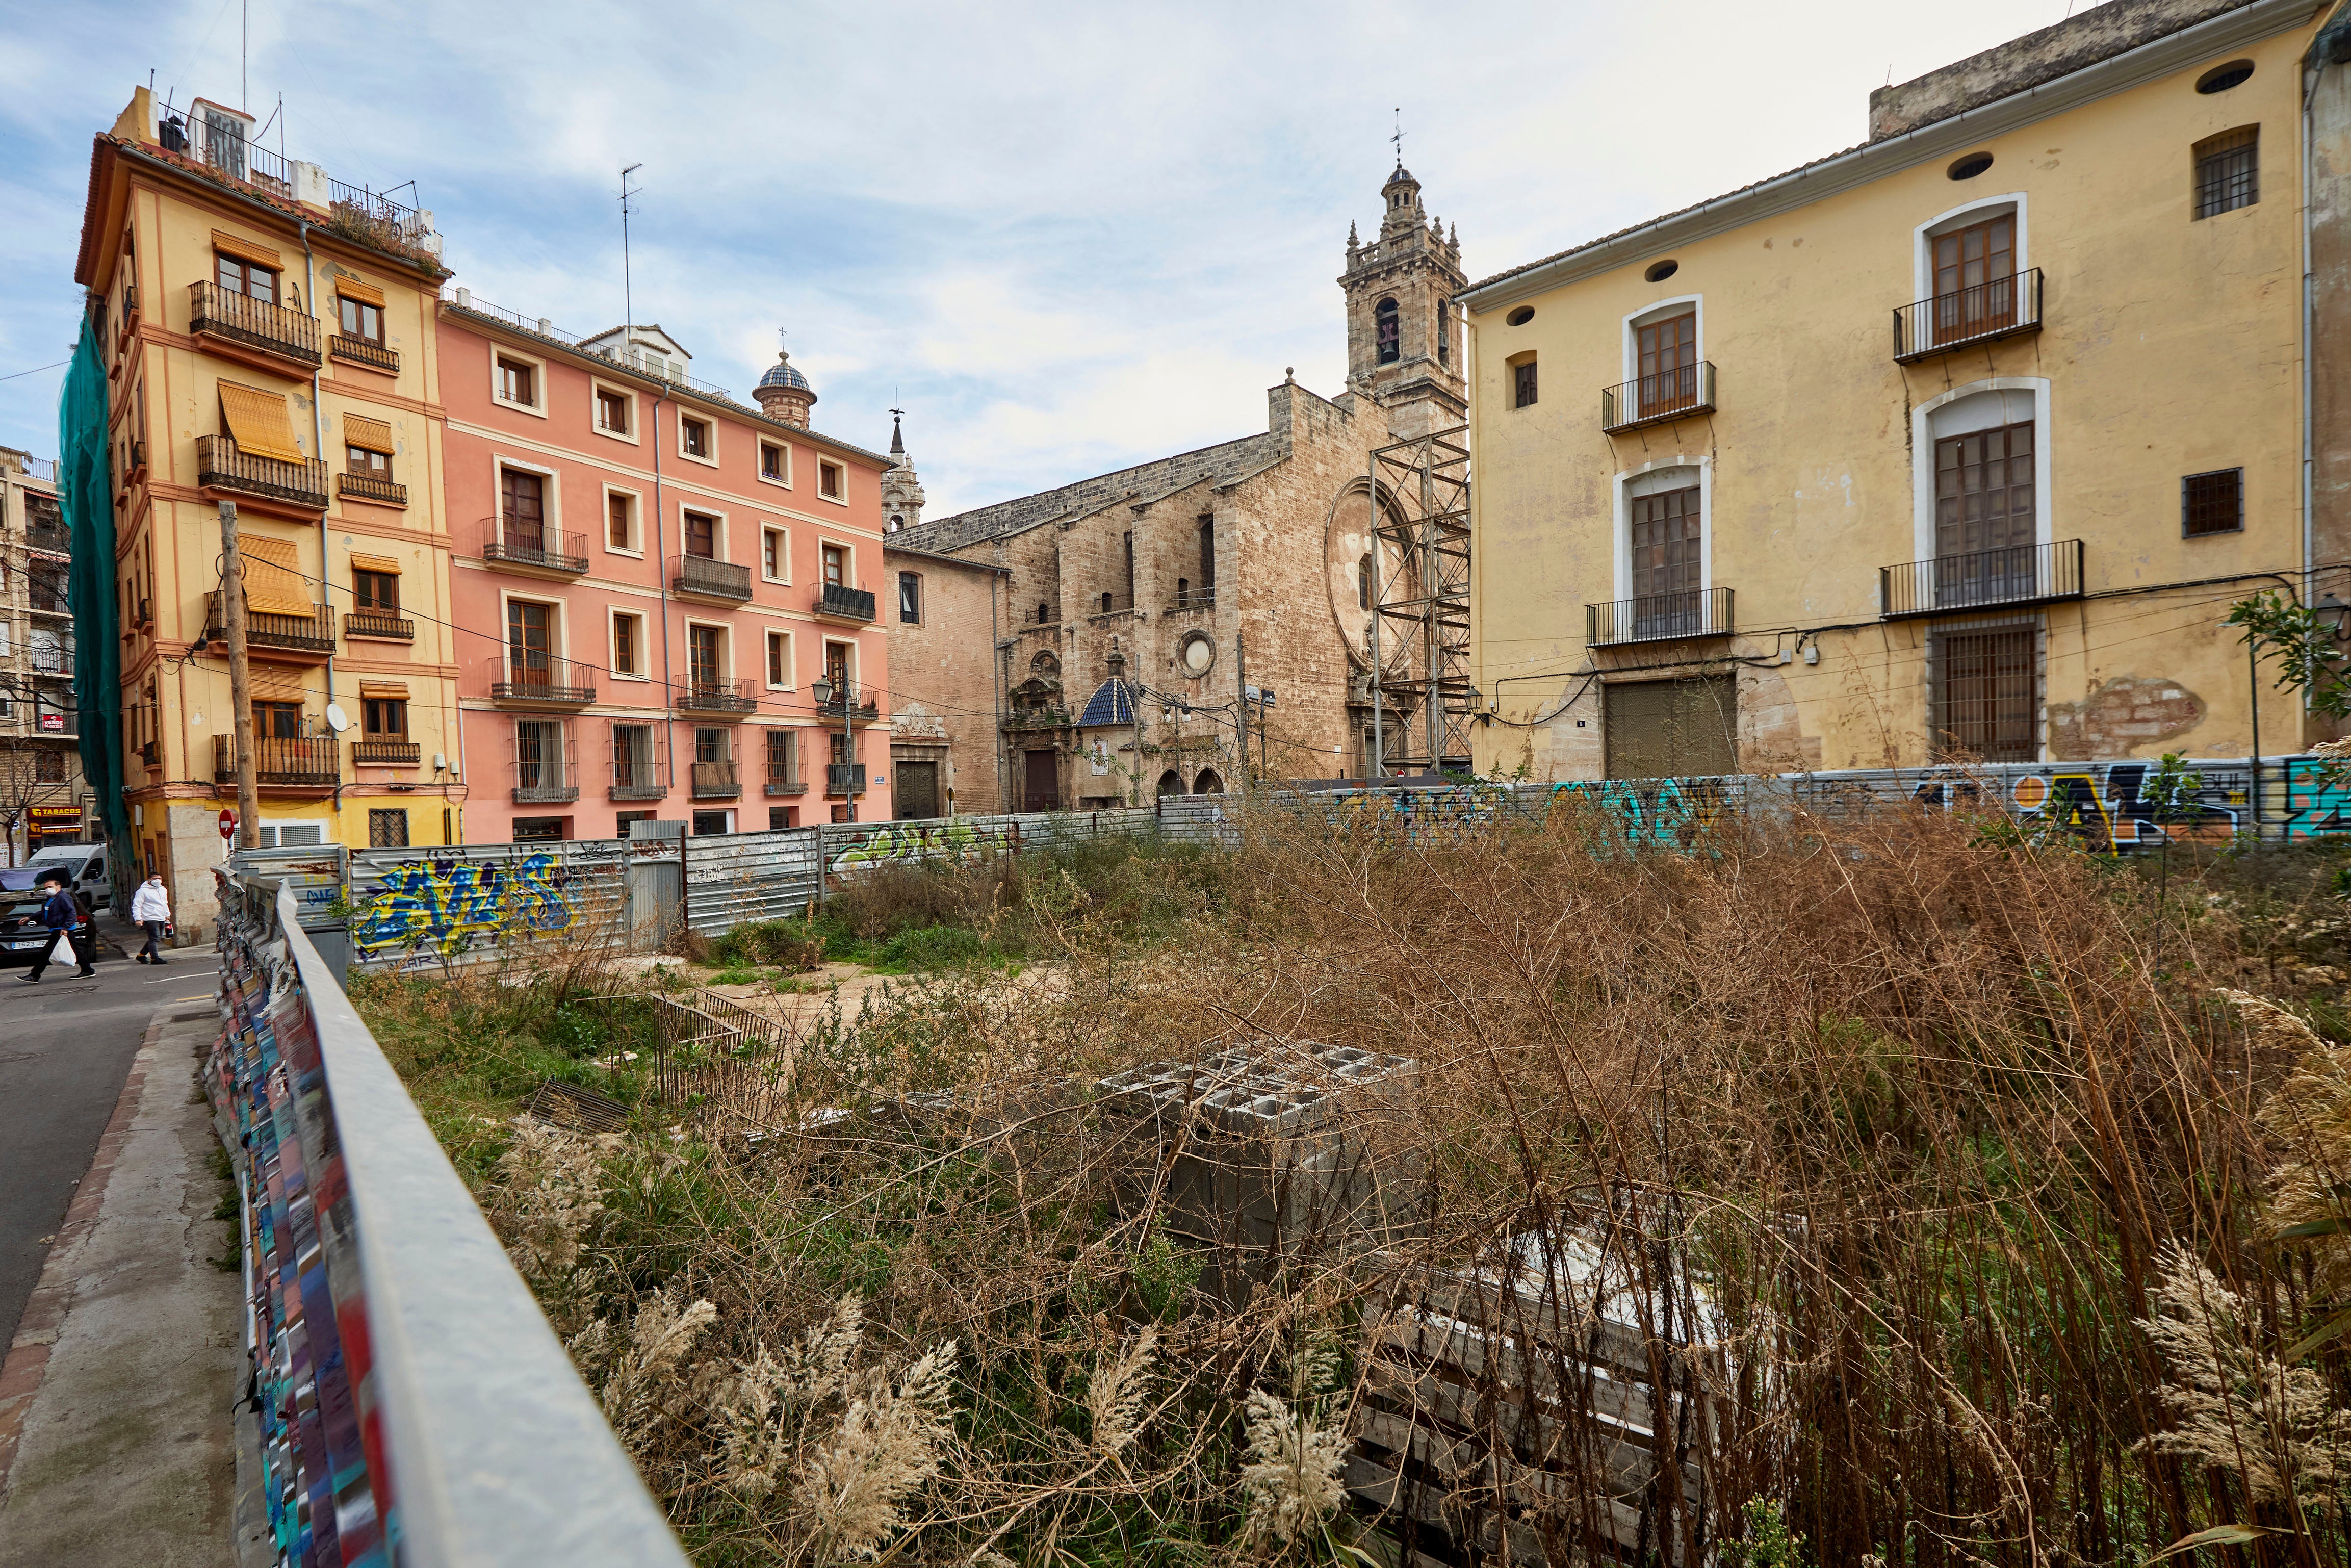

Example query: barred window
[2194,127,2258,219]
[1513,357,1537,409]
[2183,468,2244,537]
[1933,627,2038,763]
[368,808,409,847]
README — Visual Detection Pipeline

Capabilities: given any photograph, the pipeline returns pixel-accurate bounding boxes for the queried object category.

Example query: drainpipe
[2303,34,2320,723]
[651,390,675,806]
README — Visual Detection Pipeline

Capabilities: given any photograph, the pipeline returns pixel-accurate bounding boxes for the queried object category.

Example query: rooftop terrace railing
[210,873,691,1566]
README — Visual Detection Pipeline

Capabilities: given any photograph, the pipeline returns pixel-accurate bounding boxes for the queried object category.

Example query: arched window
[1037,601,1050,624]
[1193,768,1225,796]
[889,513,903,531]
[1102,590,1115,614]
[1357,554,1373,611]
[1438,305,1449,367]
[1375,298,1400,365]
[1156,769,1185,798]
[1031,651,1060,677]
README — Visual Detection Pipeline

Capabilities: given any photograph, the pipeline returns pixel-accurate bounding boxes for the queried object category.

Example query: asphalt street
[0,914,209,1353]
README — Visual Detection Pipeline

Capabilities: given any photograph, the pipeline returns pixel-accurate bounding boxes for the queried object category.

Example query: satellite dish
[324,703,352,734]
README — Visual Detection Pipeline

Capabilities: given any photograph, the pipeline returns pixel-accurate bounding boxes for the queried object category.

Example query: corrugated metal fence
[338,755,2351,967]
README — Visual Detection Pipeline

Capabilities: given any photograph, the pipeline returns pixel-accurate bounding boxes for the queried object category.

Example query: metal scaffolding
[1369,424,1472,774]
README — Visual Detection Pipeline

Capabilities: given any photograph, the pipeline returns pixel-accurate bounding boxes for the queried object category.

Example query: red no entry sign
[219,808,237,840]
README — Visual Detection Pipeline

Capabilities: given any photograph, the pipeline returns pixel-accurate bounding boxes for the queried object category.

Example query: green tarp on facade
[58,314,123,859]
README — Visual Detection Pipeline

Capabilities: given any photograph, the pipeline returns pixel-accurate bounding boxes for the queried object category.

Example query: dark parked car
[0,891,59,965]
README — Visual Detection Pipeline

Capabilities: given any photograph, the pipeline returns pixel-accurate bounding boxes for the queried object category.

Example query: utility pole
[1235,630,1249,789]
[219,500,259,850]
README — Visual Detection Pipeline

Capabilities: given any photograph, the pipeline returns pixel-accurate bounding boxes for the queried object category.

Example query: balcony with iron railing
[139,739,160,766]
[203,592,337,660]
[483,516,587,576]
[1601,362,1717,434]
[490,653,596,706]
[25,567,69,618]
[825,763,868,798]
[196,435,330,511]
[329,333,400,373]
[188,280,322,368]
[763,762,807,796]
[671,554,753,603]
[609,759,666,801]
[512,775,579,805]
[338,469,407,507]
[23,509,68,555]
[1089,591,1136,618]
[675,679,759,716]
[1168,586,1216,613]
[1880,539,2083,620]
[690,760,740,799]
[344,610,414,642]
[1586,586,1735,647]
[1894,269,2044,364]
[813,582,876,622]
[352,738,422,766]
[214,733,339,788]
[817,686,883,725]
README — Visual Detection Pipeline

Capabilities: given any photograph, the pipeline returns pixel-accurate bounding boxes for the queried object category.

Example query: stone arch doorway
[1156,769,1185,798]
[1193,768,1225,796]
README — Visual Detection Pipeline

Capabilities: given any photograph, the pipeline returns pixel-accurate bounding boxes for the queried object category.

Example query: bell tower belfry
[1340,162,1468,441]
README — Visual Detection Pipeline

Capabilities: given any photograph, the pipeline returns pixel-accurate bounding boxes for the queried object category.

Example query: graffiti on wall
[1895,760,2247,851]
[2280,757,2351,839]
[349,851,582,960]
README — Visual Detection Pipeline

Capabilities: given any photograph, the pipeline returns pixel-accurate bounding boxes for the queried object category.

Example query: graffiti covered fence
[337,756,2351,967]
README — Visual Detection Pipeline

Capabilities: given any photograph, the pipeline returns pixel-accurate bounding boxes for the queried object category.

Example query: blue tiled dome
[758,355,813,394]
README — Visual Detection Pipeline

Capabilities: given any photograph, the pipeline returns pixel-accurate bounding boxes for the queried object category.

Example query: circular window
[1178,632,1215,677]
[1644,259,1679,283]
[2197,59,2255,94]
[1505,305,1535,326]
[1948,152,1994,181]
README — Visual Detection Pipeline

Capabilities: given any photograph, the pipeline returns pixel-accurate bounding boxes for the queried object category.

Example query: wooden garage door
[1603,677,1737,781]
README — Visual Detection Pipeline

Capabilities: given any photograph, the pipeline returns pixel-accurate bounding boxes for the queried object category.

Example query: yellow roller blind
[357,680,409,698]
[218,383,305,464]
[348,552,402,574]
[212,229,282,269]
[343,414,393,453]
[238,537,313,615]
[335,276,384,306]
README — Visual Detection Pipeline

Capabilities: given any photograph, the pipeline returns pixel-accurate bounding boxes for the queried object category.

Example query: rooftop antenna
[621,163,644,346]
[241,0,248,112]
[1392,107,1403,168]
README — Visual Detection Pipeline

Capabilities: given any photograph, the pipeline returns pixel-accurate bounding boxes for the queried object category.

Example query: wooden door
[1630,485,1702,636]
[1933,422,2035,605]
[1931,216,2015,341]
[894,762,940,820]
[500,469,545,551]
[507,600,552,682]
[1023,749,1059,813]
[1635,312,1697,417]
[689,625,721,689]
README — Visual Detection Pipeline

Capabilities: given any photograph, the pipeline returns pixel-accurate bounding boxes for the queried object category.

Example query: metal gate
[624,821,684,952]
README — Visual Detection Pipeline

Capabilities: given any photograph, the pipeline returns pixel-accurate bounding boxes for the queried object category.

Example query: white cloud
[0,0,2071,502]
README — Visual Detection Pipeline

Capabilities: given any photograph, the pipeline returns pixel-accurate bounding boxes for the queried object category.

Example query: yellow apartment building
[72,87,460,921]
[1464,0,2351,781]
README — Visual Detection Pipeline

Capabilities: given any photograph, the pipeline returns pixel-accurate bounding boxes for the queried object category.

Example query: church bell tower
[1340,163,1468,441]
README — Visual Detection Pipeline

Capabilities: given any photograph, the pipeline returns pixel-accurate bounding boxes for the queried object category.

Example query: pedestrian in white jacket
[131,873,170,965]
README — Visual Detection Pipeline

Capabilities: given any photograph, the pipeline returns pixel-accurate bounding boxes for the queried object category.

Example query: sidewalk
[0,1000,246,1567]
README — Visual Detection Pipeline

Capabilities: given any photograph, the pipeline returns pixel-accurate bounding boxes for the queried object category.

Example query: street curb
[0,999,205,1503]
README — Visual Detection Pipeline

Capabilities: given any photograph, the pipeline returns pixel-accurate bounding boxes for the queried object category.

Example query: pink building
[437,298,894,842]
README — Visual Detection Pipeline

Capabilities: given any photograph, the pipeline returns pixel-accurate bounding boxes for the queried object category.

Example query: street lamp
[811,672,854,820]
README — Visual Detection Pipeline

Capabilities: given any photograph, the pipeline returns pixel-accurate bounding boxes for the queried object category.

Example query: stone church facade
[885,165,1467,814]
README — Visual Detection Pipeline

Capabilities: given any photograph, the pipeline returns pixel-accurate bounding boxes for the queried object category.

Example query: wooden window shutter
[344,414,394,453]
[335,276,385,306]
[357,680,410,698]
[348,552,403,575]
[210,230,283,269]
[218,383,306,463]
[238,537,313,614]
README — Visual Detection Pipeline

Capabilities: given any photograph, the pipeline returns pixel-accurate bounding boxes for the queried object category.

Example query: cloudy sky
[1,0,2068,517]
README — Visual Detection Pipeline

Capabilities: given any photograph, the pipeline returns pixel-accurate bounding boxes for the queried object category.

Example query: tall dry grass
[420,801,2351,1565]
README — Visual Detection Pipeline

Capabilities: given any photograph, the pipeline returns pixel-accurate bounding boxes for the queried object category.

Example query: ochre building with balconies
[1465,0,2349,779]
[72,85,464,926]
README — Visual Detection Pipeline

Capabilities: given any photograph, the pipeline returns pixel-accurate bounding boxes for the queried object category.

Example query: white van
[26,843,114,911]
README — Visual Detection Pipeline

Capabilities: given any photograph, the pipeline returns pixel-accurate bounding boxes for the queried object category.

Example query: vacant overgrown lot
[355,804,2351,1566]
